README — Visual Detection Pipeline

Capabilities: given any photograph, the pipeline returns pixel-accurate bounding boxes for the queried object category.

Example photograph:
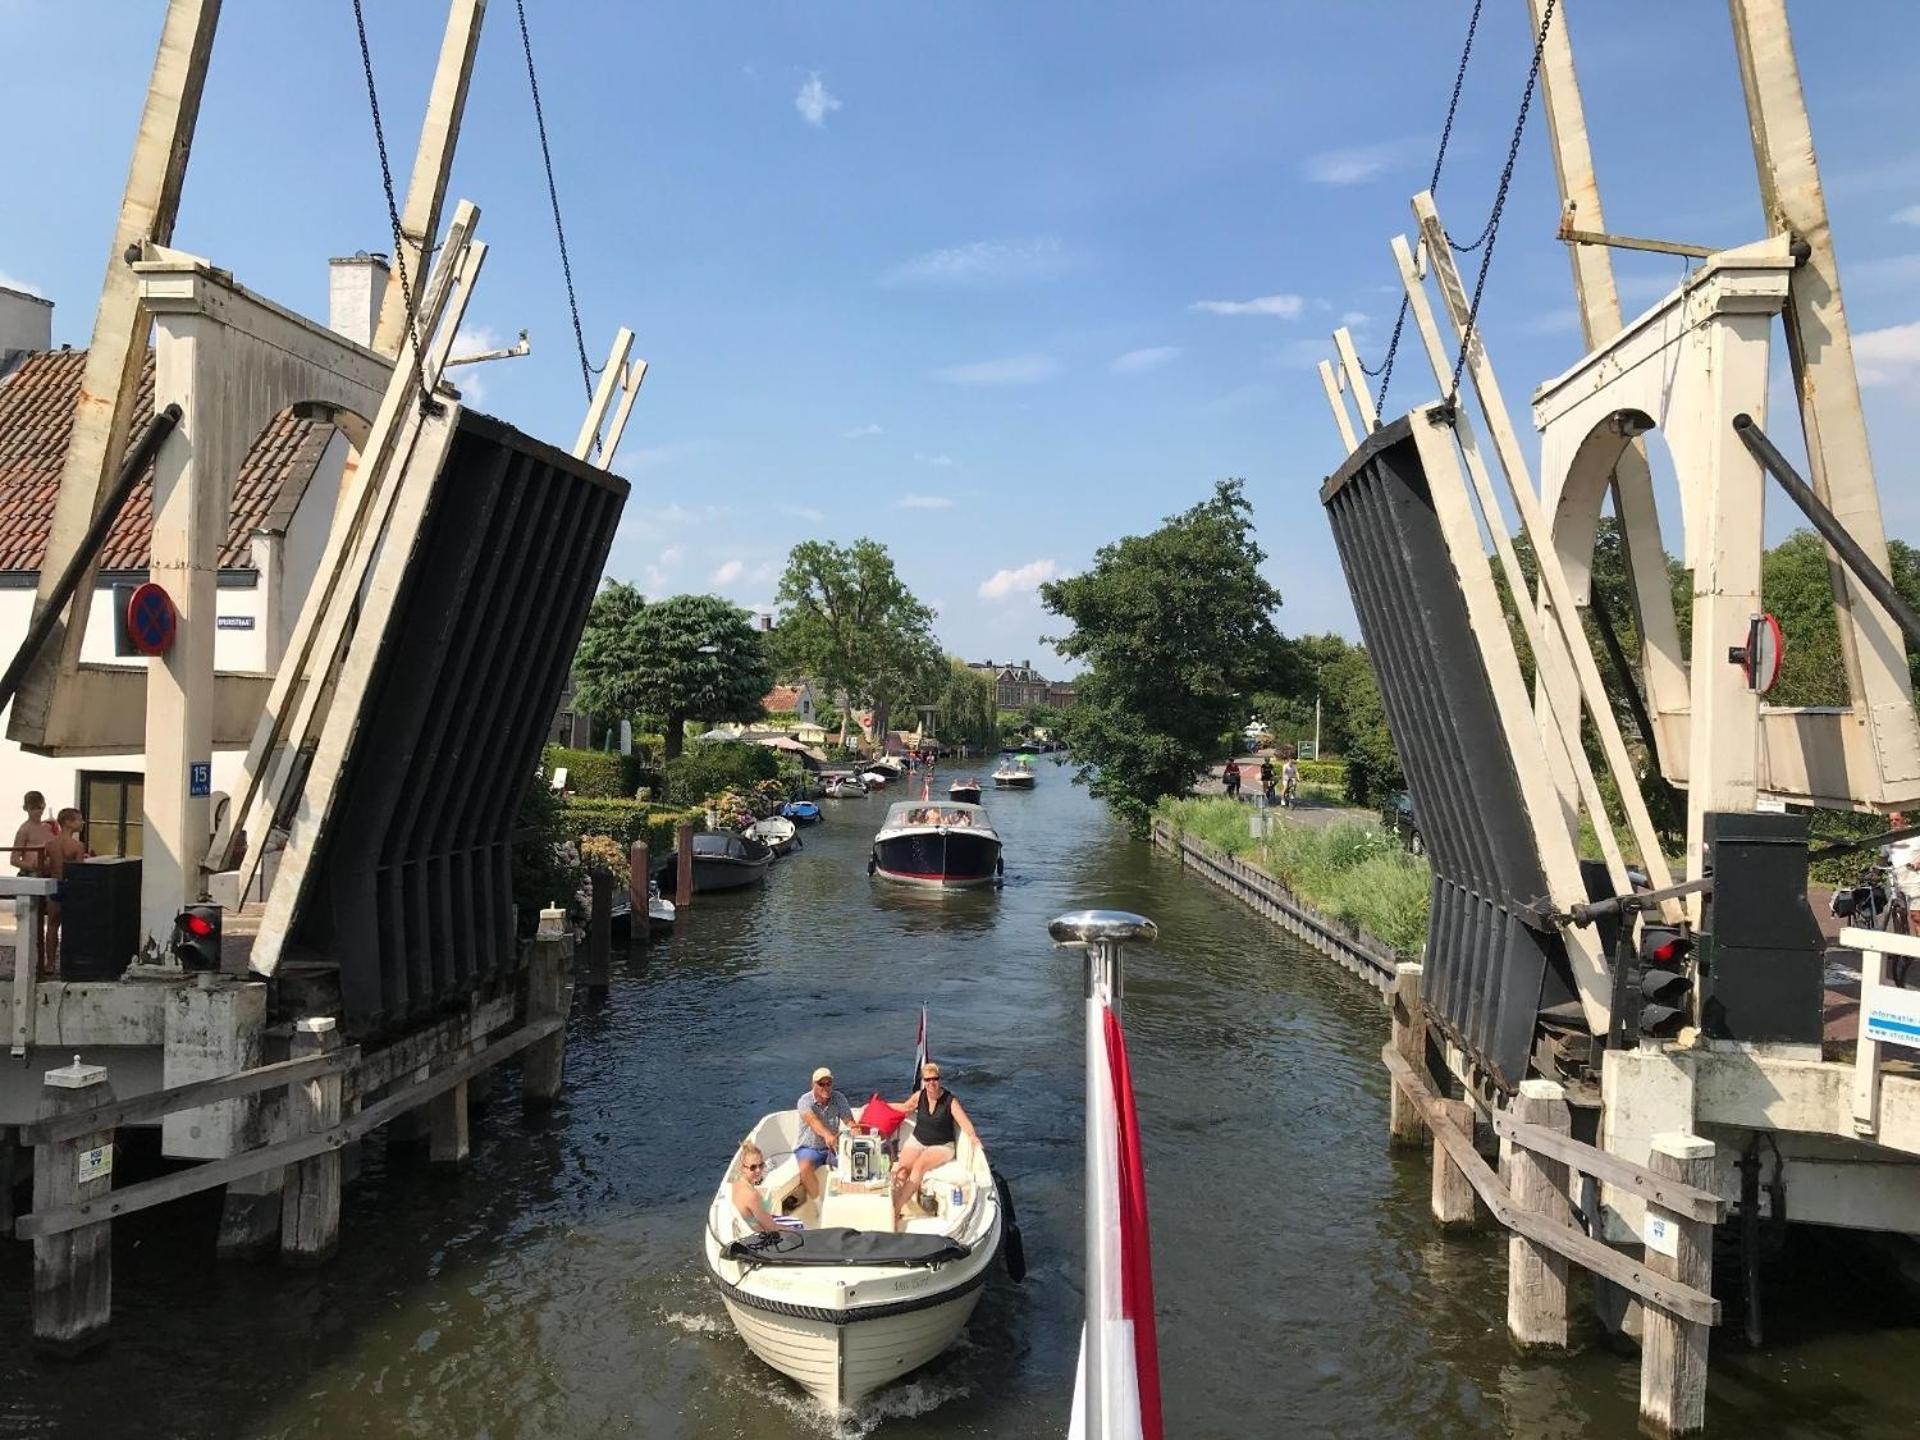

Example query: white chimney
[327,253,390,349]
[0,285,53,376]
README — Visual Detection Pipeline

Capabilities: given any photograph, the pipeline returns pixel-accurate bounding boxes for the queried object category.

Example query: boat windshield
[888,803,984,828]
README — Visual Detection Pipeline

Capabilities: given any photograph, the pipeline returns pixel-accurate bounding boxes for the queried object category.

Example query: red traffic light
[1639,923,1692,966]
[183,913,216,939]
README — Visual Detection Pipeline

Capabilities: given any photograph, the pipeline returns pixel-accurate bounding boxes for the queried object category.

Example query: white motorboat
[991,759,1036,789]
[859,769,892,790]
[704,1111,1003,1412]
[823,774,869,799]
[869,801,1003,889]
[748,814,799,856]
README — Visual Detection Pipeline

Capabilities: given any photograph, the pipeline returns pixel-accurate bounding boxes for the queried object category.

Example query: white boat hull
[716,1277,986,1411]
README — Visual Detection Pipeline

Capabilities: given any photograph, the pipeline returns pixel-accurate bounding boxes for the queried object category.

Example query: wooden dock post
[674,822,694,912]
[1430,1099,1479,1227]
[628,840,650,948]
[1507,1078,1574,1350]
[32,1057,114,1354]
[585,866,612,991]
[523,906,571,1106]
[280,1017,343,1266]
[428,1077,470,1167]
[1640,1134,1715,1437]
[1389,962,1426,1146]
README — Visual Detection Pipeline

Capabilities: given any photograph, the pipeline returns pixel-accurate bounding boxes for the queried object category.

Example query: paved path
[1193,760,1376,832]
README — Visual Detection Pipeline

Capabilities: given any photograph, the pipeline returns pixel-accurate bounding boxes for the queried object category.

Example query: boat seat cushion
[922,1161,971,1188]
[902,1216,950,1236]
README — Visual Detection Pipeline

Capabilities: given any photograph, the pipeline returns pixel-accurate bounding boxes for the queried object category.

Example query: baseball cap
[811,1066,833,1083]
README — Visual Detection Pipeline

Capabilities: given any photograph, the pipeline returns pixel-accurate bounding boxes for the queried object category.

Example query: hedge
[561,797,705,855]
[543,745,662,800]
[1299,758,1347,787]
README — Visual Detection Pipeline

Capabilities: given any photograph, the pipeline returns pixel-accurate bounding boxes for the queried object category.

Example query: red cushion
[859,1092,906,1137]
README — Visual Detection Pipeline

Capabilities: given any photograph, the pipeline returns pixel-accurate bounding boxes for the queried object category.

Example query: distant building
[1046,681,1076,709]
[761,681,818,726]
[551,673,592,748]
[968,658,1065,711]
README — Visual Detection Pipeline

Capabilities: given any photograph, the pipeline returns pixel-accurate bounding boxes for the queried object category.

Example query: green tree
[570,580,649,727]
[664,739,781,807]
[1319,646,1401,803]
[772,539,943,745]
[936,657,997,754]
[629,595,774,759]
[1041,479,1284,833]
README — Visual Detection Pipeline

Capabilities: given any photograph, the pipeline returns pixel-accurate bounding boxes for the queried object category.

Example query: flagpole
[1051,909,1158,1440]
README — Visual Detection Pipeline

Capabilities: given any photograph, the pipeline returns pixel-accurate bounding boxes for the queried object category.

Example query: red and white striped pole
[1052,909,1161,1440]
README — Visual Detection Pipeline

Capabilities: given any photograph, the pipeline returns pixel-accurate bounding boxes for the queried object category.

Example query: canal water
[2,769,1919,1437]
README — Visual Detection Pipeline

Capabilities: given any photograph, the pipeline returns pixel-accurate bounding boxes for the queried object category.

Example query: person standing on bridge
[10,792,57,969]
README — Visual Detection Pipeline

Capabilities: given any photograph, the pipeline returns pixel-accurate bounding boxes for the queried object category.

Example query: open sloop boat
[869,801,1003,888]
[704,1112,1003,1412]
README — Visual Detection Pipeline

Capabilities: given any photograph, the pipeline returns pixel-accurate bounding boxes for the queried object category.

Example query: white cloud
[795,72,841,127]
[1109,346,1182,374]
[659,544,685,568]
[932,353,1060,386]
[844,422,884,439]
[778,502,825,522]
[1854,319,1920,387]
[0,270,43,298]
[883,238,1068,287]
[645,565,670,591]
[897,494,954,510]
[1190,293,1305,319]
[914,452,956,467]
[1338,310,1369,329]
[1848,253,1920,294]
[710,558,747,586]
[978,558,1057,601]
[1303,140,1413,186]
[1893,204,1920,226]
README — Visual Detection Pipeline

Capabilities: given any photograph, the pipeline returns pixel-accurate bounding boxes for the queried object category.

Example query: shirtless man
[730,1141,782,1235]
[10,793,57,967]
[43,810,90,978]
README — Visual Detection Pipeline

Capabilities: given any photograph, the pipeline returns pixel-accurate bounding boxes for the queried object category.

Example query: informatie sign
[1644,1211,1680,1258]
[1863,982,1920,1048]
[76,1142,113,1185]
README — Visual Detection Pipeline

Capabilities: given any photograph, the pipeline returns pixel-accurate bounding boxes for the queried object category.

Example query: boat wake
[662,1309,731,1337]
[760,1376,973,1438]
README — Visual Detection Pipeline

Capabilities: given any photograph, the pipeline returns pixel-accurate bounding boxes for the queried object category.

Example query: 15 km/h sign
[125,583,178,657]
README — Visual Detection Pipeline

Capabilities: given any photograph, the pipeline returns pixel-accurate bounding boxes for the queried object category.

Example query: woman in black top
[888,1063,980,1219]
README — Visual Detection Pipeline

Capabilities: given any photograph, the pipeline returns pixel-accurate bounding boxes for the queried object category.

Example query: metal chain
[514,0,599,403]
[1371,0,1487,405]
[1446,0,1558,409]
[350,0,438,413]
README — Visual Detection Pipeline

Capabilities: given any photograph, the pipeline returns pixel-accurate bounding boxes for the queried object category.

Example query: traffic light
[1637,922,1694,1039]
[171,904,222,971]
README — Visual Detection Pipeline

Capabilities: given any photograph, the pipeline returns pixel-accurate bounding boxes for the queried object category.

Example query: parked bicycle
[1830,861,1912,985]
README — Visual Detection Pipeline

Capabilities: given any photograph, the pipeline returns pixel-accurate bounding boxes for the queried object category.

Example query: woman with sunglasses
[730,1142,783,1236]
[888,1063,979,1220]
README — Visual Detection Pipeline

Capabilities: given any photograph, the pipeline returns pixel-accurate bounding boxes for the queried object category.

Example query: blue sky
[6,2,1920,678]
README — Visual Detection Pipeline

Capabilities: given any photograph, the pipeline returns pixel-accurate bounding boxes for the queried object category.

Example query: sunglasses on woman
[743,1161,765,1173]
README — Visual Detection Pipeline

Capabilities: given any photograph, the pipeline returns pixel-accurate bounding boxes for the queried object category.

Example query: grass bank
[1156,796,1431,956]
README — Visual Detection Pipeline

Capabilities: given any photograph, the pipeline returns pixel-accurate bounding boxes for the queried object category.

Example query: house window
[79,771,144,859]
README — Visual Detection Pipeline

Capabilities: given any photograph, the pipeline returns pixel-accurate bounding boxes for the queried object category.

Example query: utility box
[58,856,142,980]
[1701,810,1825,1045]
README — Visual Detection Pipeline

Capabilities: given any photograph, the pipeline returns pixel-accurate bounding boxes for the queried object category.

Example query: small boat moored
[948,779,983,806]
[655,830,774,893]
[869,801,1003,888]
[823,773,869,799]
[648,883,676,931]
[747,815,799,856]
[705,1111,1003,1411]
[782,799,823,825]
[859,769,892,790]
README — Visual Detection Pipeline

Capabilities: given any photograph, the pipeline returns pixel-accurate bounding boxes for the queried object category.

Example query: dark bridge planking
[291,411,626,1037]
[1320,417,1579,1089]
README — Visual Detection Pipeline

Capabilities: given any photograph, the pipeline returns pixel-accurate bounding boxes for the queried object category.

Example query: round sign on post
[1732,611,1784,695]
[126,582,177,657]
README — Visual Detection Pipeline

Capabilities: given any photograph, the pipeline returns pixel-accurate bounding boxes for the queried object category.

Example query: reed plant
[1156,796,1431,956]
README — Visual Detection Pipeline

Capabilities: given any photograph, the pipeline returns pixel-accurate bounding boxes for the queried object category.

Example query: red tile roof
[0,348,335,573]
[763,683,804,713]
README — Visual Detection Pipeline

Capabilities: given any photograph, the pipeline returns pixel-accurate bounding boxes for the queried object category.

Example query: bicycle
[1831,861,1914,986]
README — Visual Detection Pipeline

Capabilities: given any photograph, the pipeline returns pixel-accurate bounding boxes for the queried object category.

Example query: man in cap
[795,1065,855,1199]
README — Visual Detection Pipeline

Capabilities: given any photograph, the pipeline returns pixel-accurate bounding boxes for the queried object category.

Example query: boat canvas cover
[726,1227,969,1268]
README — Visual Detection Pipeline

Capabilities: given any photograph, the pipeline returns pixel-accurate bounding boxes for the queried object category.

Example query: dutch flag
[911,1003,929,1091]
[1068,1000,1163,1439]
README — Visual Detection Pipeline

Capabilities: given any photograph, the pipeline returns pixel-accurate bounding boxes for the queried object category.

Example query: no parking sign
[125,582,177,656]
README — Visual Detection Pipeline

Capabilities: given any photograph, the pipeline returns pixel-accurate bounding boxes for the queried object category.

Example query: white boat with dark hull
[705,1112,1003,1412]
[991,760,1036,789]
[947,779,983,806]
[868,801,1003,888]
[747,815,799,856]
[654,831,773,893]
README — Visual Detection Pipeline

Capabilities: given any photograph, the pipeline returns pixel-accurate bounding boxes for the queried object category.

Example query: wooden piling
[628,841,650,947]
[1388,962,1426,1146]
[0,1126,17,1232]
[522,906,571,1106]
[1430,1098,1479,1227]
[280,1017,343,1266]
[32,1057,114,1354]
[674,822,694,912]
[585,866,612,990]
[1639,1134,1715,1437]
[428,1079,470,1167]
[1506,1078,1574,1350]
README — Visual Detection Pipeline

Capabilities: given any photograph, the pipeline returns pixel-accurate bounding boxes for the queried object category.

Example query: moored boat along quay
[0,780,1911,1436]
